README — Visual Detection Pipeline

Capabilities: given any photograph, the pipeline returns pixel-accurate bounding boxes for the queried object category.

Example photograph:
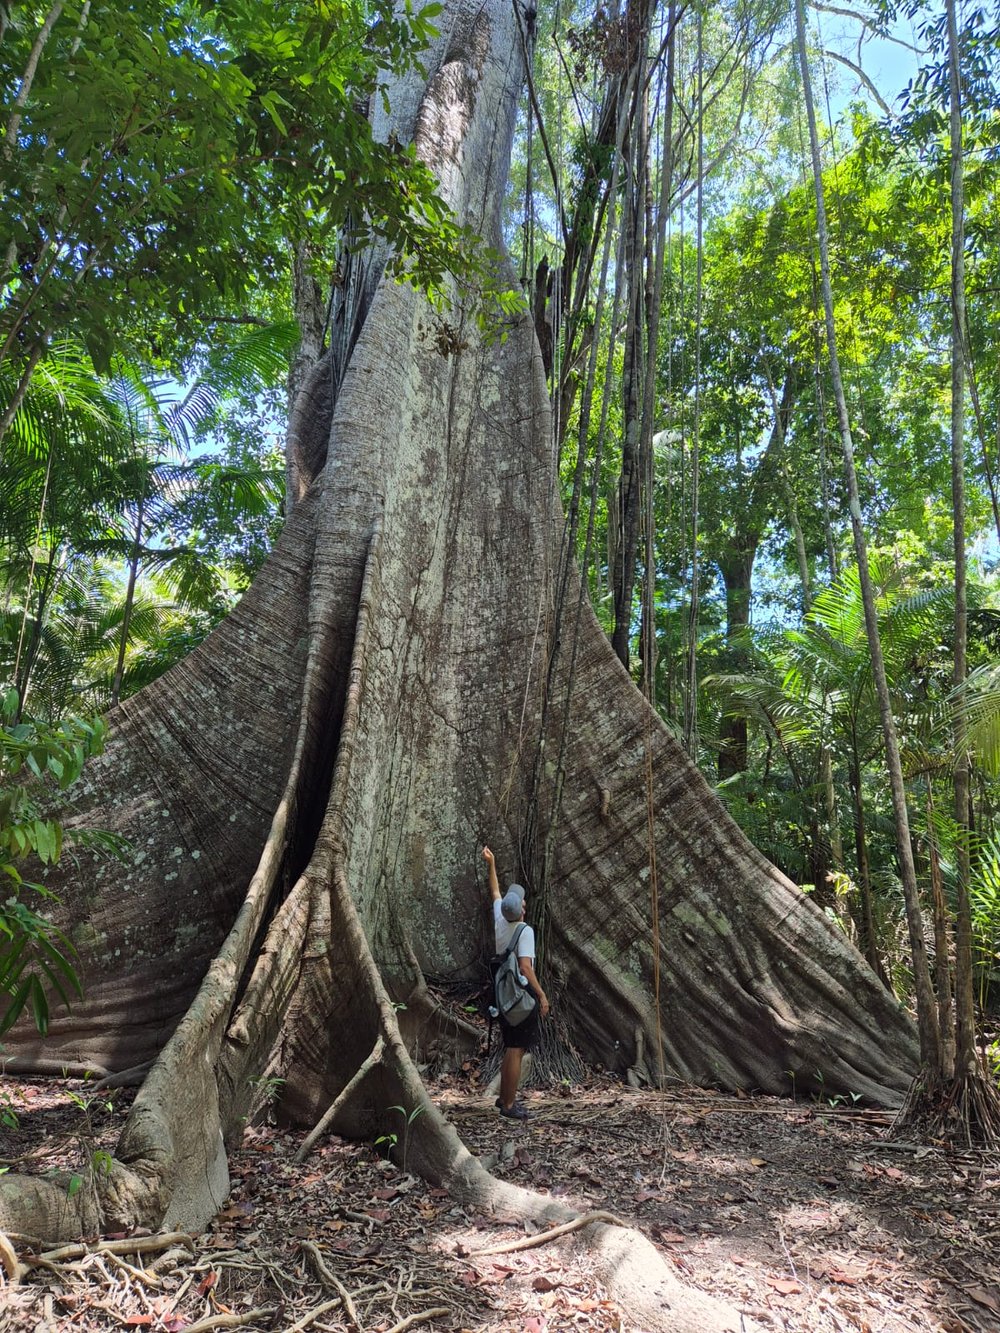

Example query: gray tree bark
[1,4,916,1310]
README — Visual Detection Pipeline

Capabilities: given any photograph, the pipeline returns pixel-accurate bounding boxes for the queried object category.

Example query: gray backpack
[492,923,537,1026]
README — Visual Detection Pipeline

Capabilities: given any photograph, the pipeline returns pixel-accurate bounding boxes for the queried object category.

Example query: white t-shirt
[494,899,535,978]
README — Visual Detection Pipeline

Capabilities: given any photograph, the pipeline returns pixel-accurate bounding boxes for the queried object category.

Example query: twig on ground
[384,1309,451,1333]
[472,1210,626,1255]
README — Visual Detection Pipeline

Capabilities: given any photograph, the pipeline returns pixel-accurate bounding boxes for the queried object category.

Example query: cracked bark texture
[1,1,915,1295]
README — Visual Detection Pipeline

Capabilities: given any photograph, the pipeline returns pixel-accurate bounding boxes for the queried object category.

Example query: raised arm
[482,845,501,902]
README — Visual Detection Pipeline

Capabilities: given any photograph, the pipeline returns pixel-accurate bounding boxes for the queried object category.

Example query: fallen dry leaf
[765,1276,803,1295]
[532,1275,561,1291]
[826,1268,859,1285]
[968,1285,1000,1314]
[749,1158,767,1168]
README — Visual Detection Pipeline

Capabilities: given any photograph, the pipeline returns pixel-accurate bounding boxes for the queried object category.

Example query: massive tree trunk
[1,3,916,1313]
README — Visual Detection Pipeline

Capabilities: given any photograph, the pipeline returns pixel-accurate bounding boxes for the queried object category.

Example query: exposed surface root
[300,1239,362,1326]
[892,1066,1000,1148]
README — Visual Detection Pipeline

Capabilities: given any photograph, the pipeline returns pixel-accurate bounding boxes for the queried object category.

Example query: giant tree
[0,3,918,1322]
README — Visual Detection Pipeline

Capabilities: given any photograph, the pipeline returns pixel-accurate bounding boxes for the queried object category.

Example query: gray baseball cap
[500,884,526,922]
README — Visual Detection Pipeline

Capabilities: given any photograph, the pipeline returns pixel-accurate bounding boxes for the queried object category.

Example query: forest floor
[2,1060,1000,1333]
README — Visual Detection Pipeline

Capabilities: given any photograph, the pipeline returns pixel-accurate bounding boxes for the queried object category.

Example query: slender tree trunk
[1,0,66,283]
[811,277,839,582]
[717,545,756,781]
[638,12,676,702]
[683,11,703,759]
[111,497,145,708]
[927,786,956,1078]
[821,744,843,869]
[611,88,648,670]
[946,0,976,1081]
[795,0,939,1070]
[848,759,889,987]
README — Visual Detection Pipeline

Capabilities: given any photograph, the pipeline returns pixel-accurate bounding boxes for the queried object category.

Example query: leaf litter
[2,1065,999,1332]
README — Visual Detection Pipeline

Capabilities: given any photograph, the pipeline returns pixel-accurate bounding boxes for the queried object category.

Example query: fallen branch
[473,1210,626,1255]
[385,1309,451,1333]
[34,1232,195,1264]
[295,1037,384,1164]
[299,1239,362,1329]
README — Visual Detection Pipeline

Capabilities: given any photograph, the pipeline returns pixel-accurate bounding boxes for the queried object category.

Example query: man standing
[483,845,549,1120]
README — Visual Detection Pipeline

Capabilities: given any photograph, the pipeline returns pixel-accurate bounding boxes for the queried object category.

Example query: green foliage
[0,320,296,718]
[0,0,470,384]
[0,687,109,1035]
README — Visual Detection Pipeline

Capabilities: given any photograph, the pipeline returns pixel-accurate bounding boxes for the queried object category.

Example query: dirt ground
[2,1063,999,1333]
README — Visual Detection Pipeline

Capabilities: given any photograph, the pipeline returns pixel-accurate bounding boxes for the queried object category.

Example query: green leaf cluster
[0,0,465,378]
[0,688,109,1035]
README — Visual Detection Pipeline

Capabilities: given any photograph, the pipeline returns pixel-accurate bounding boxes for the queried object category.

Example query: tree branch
[823,49,893,115]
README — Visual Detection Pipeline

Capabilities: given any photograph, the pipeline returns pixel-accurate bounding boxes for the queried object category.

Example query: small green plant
[246,1073,285,1124]
[61,1081,118,1199]
[379,1103,425,1173]
[0,1084,19,1129]
[0,690,113,1036]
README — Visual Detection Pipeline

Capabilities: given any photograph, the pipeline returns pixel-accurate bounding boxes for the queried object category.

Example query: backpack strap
[506,923,528,959]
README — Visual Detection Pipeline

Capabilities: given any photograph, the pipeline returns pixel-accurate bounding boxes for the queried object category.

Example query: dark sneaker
[499,1101,531,1120]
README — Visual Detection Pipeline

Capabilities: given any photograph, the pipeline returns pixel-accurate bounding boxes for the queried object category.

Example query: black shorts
[499,1005,540,1051]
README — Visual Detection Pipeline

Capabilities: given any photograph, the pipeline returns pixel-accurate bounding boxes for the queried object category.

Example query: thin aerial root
[473,1209,627,1255]
[892,1068,1000,1148]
